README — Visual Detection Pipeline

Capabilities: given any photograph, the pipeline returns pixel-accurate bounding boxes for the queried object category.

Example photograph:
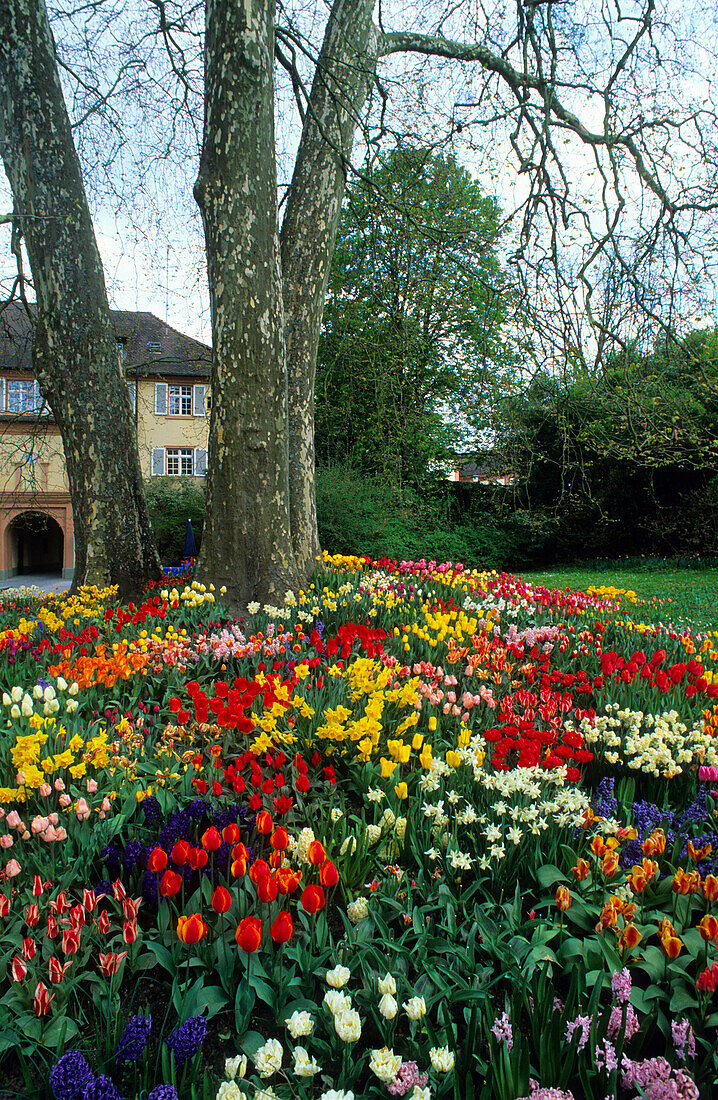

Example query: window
[166,448,194,476]
[152,447,207,476]
[168,385,192,416]
[7,379,43,413]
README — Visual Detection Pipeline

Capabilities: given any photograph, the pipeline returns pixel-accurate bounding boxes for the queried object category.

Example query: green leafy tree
[316,146,522,492]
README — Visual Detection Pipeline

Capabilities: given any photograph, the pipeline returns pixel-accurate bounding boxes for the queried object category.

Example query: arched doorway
[8,511,64,576]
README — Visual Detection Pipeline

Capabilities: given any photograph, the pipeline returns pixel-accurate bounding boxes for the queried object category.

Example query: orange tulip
[698,914,718,942]
[703,874,718,902]
[255,811,274,835]
[555,885,572,912]
[249,859,271,885]
[660,933,683,959]
[160,870,182,898]
[307,840,327,866]
[571,859,590,881]
[600,853,620,878]
[275,867,302,895]
[177,913,207,945]
[222,823,241,845]
[147,847,168,873]
[319,860,339,888]
[201,826,222,852]
[618,923,642,952]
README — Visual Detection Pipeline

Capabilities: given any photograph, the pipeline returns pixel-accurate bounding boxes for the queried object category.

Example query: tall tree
[316,145,520,488]
[0,0,162,592]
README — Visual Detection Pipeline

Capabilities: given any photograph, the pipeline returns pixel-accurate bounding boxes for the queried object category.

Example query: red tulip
[249,859,271,885]
[211,886,232,914]
[222,824,241,845]
[122,919,138,944]
[123,897,142,920]
[49,957,72,984]
[171,839,191,865]
[96,909,111,935]
[232,842,249,862]
[25,903,40,928]
[270,827,289,851]
[189,848,209,870]
[46,913,59,939]
[82,889,97,912]
[270,910,294,944]
[11,956,26,982]
[300,884,326,914]
[235,916,262,953]
[98,951,127,977]
[201,827,222,851]
[22,936,36,960]
[177,913,208,945]
[49,891,69,915]
[67,904,85,930]
[160,870,182,898]
[0,894,9,917]
[231,857,248,878]
[255,811,274,835]
[33,980,55,1016]
[148,847,168,873]
[32,875,44,897]
[258,875,278,903]
[61,929,81,956]
[111,880,126,901]
[319,860,339,888]
[307,840,326,866]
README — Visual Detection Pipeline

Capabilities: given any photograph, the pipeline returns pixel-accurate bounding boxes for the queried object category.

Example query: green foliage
[315,464,527,568]
[316,145,523,491]
[145,477,205,564]
[495,328,718,560]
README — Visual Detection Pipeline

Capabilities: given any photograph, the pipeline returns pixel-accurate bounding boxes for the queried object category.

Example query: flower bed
[1,559,718,1099]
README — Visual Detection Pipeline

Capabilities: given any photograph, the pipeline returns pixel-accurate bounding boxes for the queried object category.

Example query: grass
[521,557,718,634]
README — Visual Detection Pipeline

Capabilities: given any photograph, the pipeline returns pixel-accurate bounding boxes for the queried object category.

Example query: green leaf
[536,865,567,889]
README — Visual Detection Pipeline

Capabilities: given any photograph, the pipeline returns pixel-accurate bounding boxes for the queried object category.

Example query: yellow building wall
[135,377,210,481]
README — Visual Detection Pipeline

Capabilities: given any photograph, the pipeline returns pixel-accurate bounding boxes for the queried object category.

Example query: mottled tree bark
[195,0,299,607]
[280,0,378,581]
[0,0,162,593]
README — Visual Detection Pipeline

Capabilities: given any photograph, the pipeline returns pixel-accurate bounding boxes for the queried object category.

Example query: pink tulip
[41,827,58,843]
[100,797,110,812]
[75,799,91,821]
[55,827,67,841]
[0,835,13,849]
[58,794,71,809]
[38,783,52,797]
[4,859,21,878]
[6,811,22,829]
[54,779,65,792]
[86,779,98,793]
[31,816,49,834]
[48,813,59,826]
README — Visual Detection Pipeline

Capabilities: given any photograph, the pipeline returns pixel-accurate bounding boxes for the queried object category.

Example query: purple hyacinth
[148,1087,178,1100]
[164,1016,207,1067]
[49,1052,94,1100]
[116,1015,152,1064]
[81,1076,123,1100]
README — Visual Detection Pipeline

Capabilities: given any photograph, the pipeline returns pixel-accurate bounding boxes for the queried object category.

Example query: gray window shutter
[127,381,137,413]
[0,379,5,412]
[154,382,167,415]
[194,448,207,476]
[151,448,165,476]
[193,384,205,416]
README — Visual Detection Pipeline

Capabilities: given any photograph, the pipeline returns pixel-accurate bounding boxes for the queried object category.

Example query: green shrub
[144,477,205,565]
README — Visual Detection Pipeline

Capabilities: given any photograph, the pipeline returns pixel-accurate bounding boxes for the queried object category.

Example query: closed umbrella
[183,519,197,561]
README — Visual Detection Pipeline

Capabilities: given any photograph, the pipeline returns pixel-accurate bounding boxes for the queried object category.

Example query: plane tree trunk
[0,0,162,593]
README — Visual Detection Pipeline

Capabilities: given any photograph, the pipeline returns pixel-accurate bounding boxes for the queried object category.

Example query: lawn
[524,559,718,634]
[1,554,717,1100]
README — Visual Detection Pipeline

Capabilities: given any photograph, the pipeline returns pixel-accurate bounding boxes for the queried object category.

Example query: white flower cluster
[3,679,80,718]
[420,760,590,870]
[573,704,718,778]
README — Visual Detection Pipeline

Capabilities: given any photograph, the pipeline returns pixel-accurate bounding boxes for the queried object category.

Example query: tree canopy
[316,145,522,489]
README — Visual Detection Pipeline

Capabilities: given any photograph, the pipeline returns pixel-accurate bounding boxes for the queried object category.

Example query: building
[0,303,211,582]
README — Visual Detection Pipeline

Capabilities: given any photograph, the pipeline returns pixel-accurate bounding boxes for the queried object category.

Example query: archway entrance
[8,511,64,575]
